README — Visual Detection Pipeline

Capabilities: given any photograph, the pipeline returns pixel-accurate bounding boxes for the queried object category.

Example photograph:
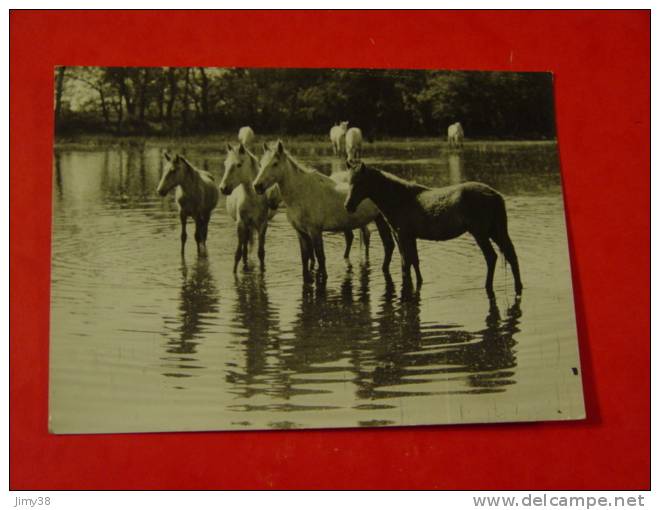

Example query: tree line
[54,67,556,139]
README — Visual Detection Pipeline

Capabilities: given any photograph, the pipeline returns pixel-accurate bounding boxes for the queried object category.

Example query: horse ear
[176,155,190,170]
[163,152,171,161]
[238,143,245,155]
[276,140,284,154]
[262,142,269,153]
[226,143,232,153]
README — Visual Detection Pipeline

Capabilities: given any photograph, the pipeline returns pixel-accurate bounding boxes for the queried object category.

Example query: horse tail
[491,193,512,282]
[490,191,524,295]
[492,193,509,244]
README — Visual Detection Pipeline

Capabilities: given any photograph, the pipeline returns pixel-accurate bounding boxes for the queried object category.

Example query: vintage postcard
[49,67,584,433]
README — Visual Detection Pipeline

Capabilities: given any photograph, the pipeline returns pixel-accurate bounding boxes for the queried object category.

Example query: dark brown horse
[344,162,522,298]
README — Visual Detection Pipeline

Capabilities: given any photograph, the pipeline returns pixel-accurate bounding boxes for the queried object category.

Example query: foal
[344,162,522,298]
[220,143,281,271]
[157,152,219,257]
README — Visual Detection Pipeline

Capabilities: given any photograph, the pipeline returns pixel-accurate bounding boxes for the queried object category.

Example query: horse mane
[368,165,429,194]
[282,150,317,175]
[245,148,260,177]
[282,150,336,185]
[179,155,215,181]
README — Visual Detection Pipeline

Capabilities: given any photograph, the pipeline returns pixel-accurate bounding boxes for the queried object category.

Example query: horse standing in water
[345,127,363,161]
[344,162,522,298]
[447,122,464,148]
[157,152,219,257]
[329,121,349,156]
[253,141,394,283]
[220,143,281,272]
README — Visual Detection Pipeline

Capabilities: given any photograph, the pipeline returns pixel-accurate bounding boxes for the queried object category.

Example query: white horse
[447,122,464,148]
[253,140,394,283]
[220,143,280,271]
[345,127,363,161]
[329,121,349,156]
[238,126,255,147]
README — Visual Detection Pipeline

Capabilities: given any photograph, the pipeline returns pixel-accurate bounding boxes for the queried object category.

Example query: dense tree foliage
[55,67,556,139]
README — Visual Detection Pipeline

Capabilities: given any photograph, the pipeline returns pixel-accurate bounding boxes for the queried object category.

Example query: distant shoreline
[54,134,557,151]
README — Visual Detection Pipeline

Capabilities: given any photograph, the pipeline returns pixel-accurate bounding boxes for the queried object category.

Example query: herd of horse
[156,124,523,299]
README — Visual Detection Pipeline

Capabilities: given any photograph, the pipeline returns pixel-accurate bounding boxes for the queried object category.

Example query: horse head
[254,140,286,195]
[220,143,254,195]
[344,161,370,213]
[157,152,188,196]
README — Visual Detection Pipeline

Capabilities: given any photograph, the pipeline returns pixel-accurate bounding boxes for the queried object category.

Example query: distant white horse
[238,126,255,147]
[447,122,464,148]
[345,127,363,161]
[329,121,349,156]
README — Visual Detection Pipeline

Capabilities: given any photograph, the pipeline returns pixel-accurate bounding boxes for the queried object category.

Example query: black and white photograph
[49,66,584,433]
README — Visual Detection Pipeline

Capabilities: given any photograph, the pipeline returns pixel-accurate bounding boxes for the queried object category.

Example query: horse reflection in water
[359,280,521,399]
[225,263,375,411]
[224,272,280,399]
[249,264,375,409]
[463,298,521,392]
[161,258,219,383]
[224,262,522,408]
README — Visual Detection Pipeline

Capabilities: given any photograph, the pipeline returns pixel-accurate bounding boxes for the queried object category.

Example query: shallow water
[49,140,584,433]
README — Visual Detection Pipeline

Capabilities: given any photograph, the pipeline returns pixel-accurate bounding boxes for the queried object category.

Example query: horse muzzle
[253,182,265,195]
[220,186,232,196]
[157,187,167,197]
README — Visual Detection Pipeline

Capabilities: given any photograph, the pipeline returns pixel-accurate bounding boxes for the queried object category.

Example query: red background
[10,10,650,489]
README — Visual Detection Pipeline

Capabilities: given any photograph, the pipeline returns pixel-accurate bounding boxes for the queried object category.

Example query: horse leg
[194,218,206,258]
[309,242,316,270]
[258,224,267,271]
[179,211,188,256]
[474,235,498,298]
[398,232,415,281]
[296,230,314,283]
[311,233,327,281]
[492,232,523,296]
[360,225,371,258]
[201,213,210,255]
[374,215,395,273]
[407,236,423,286]
[234,223,246,273]
[343,230,354,259]
[242,229,250,269]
